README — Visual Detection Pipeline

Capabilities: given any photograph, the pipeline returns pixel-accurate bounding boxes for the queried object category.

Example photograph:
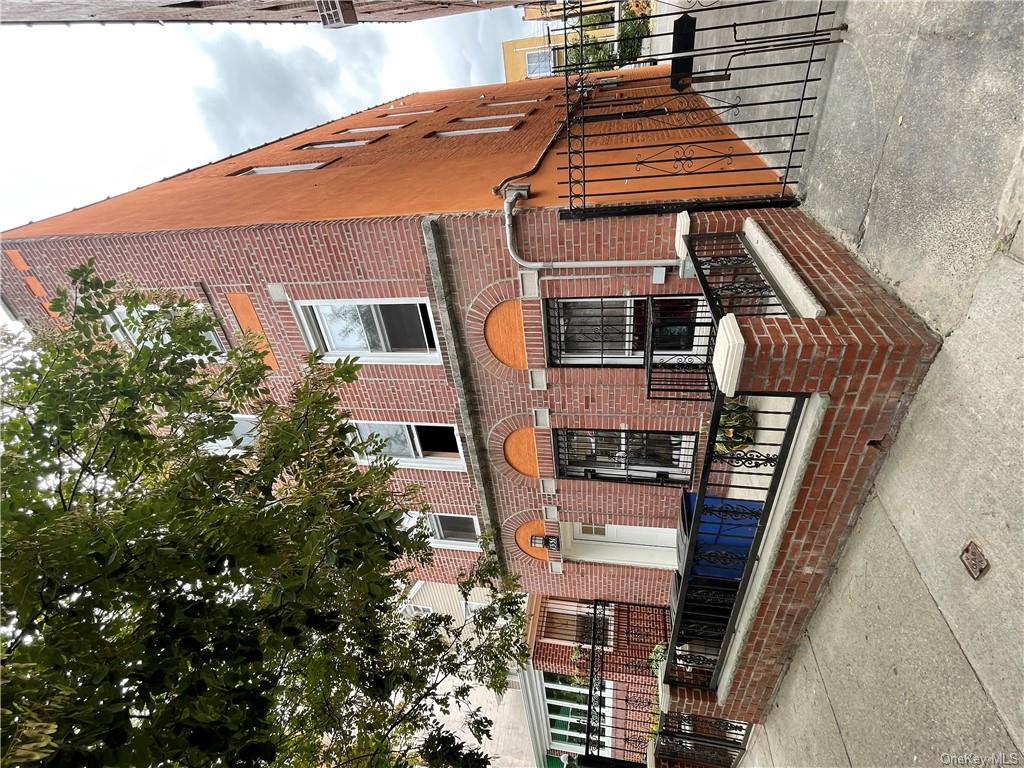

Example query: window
[543,672,612,755]
[545,295,705,366]
[540,600,611,647]
[107,304,225,356]
[296,299,439,364]
[526,50,553,77]
[300,139,374,149]
[433,125,515,137]
[464,601,486,619]
[235,163,324,175]
[454,113,526,122]
[579,523,606,537]
[554,429,697,485]
[482,99,540,107]
[383,108,437,117]
[339,124,407,133]
[405,603,434,618]
[404,510,480,548]
[208,414,258,454]
[354,422,464,470]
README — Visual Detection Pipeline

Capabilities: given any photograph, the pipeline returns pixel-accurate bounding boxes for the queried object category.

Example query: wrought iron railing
[644,294,718,401]
[656,712,751,768]
[666,391,806,690]
[575,601,671,767]
[556,0,845,218]
[563,600,751,768]
[687,231,792,318]
[646,231,789,400]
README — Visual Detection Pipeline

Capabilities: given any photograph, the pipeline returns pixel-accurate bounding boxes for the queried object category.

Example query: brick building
[0,0,521,27]
[1,3,939,766]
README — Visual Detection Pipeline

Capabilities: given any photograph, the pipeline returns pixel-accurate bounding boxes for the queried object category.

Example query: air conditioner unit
[316,0,357,28]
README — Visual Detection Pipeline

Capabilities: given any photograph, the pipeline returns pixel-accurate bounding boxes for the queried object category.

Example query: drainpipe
[502,185,680,271]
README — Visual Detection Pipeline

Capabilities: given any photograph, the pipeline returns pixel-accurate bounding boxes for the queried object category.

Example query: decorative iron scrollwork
[712,449,779,468]
[695,547,748,566]
[700,501,763,521]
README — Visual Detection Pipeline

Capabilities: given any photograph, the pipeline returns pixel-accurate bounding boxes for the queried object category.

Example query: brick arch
[464,278,532,383]
[500,508,552,576]
[487,413,544,489]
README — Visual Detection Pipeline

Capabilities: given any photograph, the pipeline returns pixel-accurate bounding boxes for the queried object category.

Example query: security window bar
[298,300,437,361]
[548,296,708,368]
[554,429,696,486]
[546,296,704,367]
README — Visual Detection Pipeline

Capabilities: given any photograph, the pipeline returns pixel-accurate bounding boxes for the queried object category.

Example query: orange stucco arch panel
[514,519,549,562]
[483,299,527,370]
[504,427,539,478]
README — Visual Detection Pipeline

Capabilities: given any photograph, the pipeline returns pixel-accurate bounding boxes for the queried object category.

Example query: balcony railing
[568,600,752,768]
[646,231,790,401]
[666,391,806,690]
[555,0,844,218]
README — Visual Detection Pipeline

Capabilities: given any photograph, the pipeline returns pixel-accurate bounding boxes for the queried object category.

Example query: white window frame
[107,303,225,358]
[208,414,259,455]
[542,674,613,756]
[455,113,526,122]
[403,510,481,549]
[353,421,466,472]
[433,125,515,137]
[294,297,441,365]
[236,162,324,176]
[300,139,372,149]
[383,109,437,116]
[482,99,540,107]
[340,124,407,133]
[525,49,554,77]
[464,600,486,619]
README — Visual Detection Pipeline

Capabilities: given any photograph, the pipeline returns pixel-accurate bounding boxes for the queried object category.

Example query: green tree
[0,263,527,768]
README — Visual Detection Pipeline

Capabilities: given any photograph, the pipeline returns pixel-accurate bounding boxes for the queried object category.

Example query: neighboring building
[403,581,535,767]
[0,0,521,27]
[1,3,939,766]
[503,32,566,81]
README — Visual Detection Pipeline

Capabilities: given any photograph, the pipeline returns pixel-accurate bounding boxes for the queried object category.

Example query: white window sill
[430,540,482,551]
[357,457,467,472]
[318,352,442,366]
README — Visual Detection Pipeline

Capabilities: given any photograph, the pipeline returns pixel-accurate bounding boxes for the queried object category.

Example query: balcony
[666,391,806,690]
[645,229,791,401]
[553,0,845,217]
[565,600,751,768]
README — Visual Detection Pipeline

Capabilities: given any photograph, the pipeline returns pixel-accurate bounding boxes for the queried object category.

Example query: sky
[0,8,542,232]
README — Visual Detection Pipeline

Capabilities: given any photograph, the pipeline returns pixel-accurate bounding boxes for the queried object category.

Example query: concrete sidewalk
[739,1,1024,766]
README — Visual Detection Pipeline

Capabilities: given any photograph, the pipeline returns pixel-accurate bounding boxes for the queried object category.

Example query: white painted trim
[238,162,324,175]
[353,420,467,472]
[712,313,745,397]
[714,393,829,702]
[294,297,442,366]
[674,211,696,278]
[743,218,826,318]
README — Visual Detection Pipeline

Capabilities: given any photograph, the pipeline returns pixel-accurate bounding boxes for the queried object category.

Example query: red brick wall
[3,203,939,726]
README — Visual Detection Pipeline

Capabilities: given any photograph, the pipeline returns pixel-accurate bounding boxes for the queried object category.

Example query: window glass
[415,425,459,457]
[432,514,477,542]
[356,422,415,458]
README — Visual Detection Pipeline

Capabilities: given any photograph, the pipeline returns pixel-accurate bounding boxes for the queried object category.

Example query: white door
[560,522,676,569]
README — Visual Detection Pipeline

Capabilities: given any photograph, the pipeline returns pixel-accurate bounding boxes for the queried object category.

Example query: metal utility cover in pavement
[960,540,990,580]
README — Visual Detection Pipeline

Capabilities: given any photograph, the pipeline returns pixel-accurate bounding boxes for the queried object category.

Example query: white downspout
[503,187,680,271]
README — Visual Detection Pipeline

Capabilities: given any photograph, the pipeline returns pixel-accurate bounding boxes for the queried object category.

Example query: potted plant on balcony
[710,398,758,454]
